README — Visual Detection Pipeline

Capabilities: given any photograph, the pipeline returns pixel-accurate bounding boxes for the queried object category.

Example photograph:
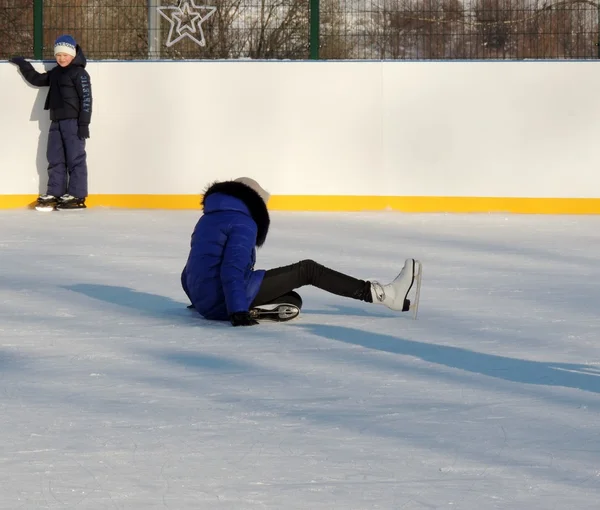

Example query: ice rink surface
[1,209,599,509]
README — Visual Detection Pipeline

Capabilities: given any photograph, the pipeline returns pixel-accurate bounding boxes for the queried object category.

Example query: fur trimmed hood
[202,180,270,247]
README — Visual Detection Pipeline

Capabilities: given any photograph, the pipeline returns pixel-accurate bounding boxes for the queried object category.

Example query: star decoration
[157,0,217,48]
[173,3,201,34]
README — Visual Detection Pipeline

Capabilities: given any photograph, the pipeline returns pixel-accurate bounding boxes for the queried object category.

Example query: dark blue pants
[46,119,88,198]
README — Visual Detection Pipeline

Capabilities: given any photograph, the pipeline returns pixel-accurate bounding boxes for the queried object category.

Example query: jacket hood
[202,180,270,247]
[71,45,87,68]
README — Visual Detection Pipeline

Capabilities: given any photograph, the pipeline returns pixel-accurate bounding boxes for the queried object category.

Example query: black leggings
[251,259,373,307]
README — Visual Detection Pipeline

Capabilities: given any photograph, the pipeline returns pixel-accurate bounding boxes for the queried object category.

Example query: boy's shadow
[17,61,54,198]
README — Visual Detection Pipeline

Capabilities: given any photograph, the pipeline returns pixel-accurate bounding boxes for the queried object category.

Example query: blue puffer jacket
[181,180,270,320]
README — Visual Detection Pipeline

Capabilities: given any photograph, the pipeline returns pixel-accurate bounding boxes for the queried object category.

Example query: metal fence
[1,0,598,60]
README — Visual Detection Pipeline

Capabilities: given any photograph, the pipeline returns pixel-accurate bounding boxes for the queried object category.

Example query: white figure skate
[371,258,423,319]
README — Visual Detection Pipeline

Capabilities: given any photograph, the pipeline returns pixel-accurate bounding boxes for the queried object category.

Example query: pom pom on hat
[54,35,77,57]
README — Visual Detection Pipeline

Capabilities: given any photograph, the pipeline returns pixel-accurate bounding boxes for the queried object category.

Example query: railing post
[148,0,161,59]
[33,0,43,59]
[597,1,600,58]
[309,0,320,60]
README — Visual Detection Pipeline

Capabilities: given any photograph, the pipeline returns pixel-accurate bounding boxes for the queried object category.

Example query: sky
[1,209,599,509]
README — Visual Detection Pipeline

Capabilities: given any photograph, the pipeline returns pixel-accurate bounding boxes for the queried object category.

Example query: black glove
[9,56,26,68]
[230,312,259,327]
[78,124,90,140]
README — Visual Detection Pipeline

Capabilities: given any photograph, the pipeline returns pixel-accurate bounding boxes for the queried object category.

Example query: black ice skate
[35,194,58,212]
[250,303,301,322]
[56,194,87,210]
[250,291,303,322]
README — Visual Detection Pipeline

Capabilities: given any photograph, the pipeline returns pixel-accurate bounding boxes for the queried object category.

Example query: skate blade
[250,304,300,322]
[410,260,423,320]
[35,206,56,212]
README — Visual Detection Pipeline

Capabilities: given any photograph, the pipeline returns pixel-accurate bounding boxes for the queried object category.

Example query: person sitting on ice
[181,177,422,326]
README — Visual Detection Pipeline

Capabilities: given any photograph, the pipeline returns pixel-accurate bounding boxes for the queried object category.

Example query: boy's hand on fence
[230,312,259,327]
[9,56,26,67]
[78,125,90,140]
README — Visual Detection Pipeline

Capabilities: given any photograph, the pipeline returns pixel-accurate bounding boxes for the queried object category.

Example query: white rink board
[1,60,599,197]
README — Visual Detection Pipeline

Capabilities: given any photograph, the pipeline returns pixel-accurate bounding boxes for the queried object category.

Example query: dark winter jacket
[181,180,270,321]
[17,45,92,126]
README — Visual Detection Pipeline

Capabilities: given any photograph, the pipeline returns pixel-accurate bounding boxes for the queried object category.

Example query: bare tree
[41,0,148,59]
[320,0,356,59]
[361,0,466,59]
[520,0,597,58]
[0,0,34,59]
[472,0,524,58]
[245,0,309,59]
[1,0,597,61]
[159,0,310,60]
[470,0,597,58]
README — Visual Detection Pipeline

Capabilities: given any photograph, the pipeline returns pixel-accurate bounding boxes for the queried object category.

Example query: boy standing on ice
[181,177,422,326]
[9,35,92,211]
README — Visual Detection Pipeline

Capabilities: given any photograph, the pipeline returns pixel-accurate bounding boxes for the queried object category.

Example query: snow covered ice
[1,209,599,509]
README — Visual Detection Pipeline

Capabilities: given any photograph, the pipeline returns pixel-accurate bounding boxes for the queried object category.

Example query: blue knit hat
[54,35,77,57]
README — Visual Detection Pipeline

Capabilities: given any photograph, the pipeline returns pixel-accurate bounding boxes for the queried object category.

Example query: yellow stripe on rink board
[2,195,600,214]
[0,195,203,210]
[272,196,600,214]
[85,195,202,209]
[0,195,39,209]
